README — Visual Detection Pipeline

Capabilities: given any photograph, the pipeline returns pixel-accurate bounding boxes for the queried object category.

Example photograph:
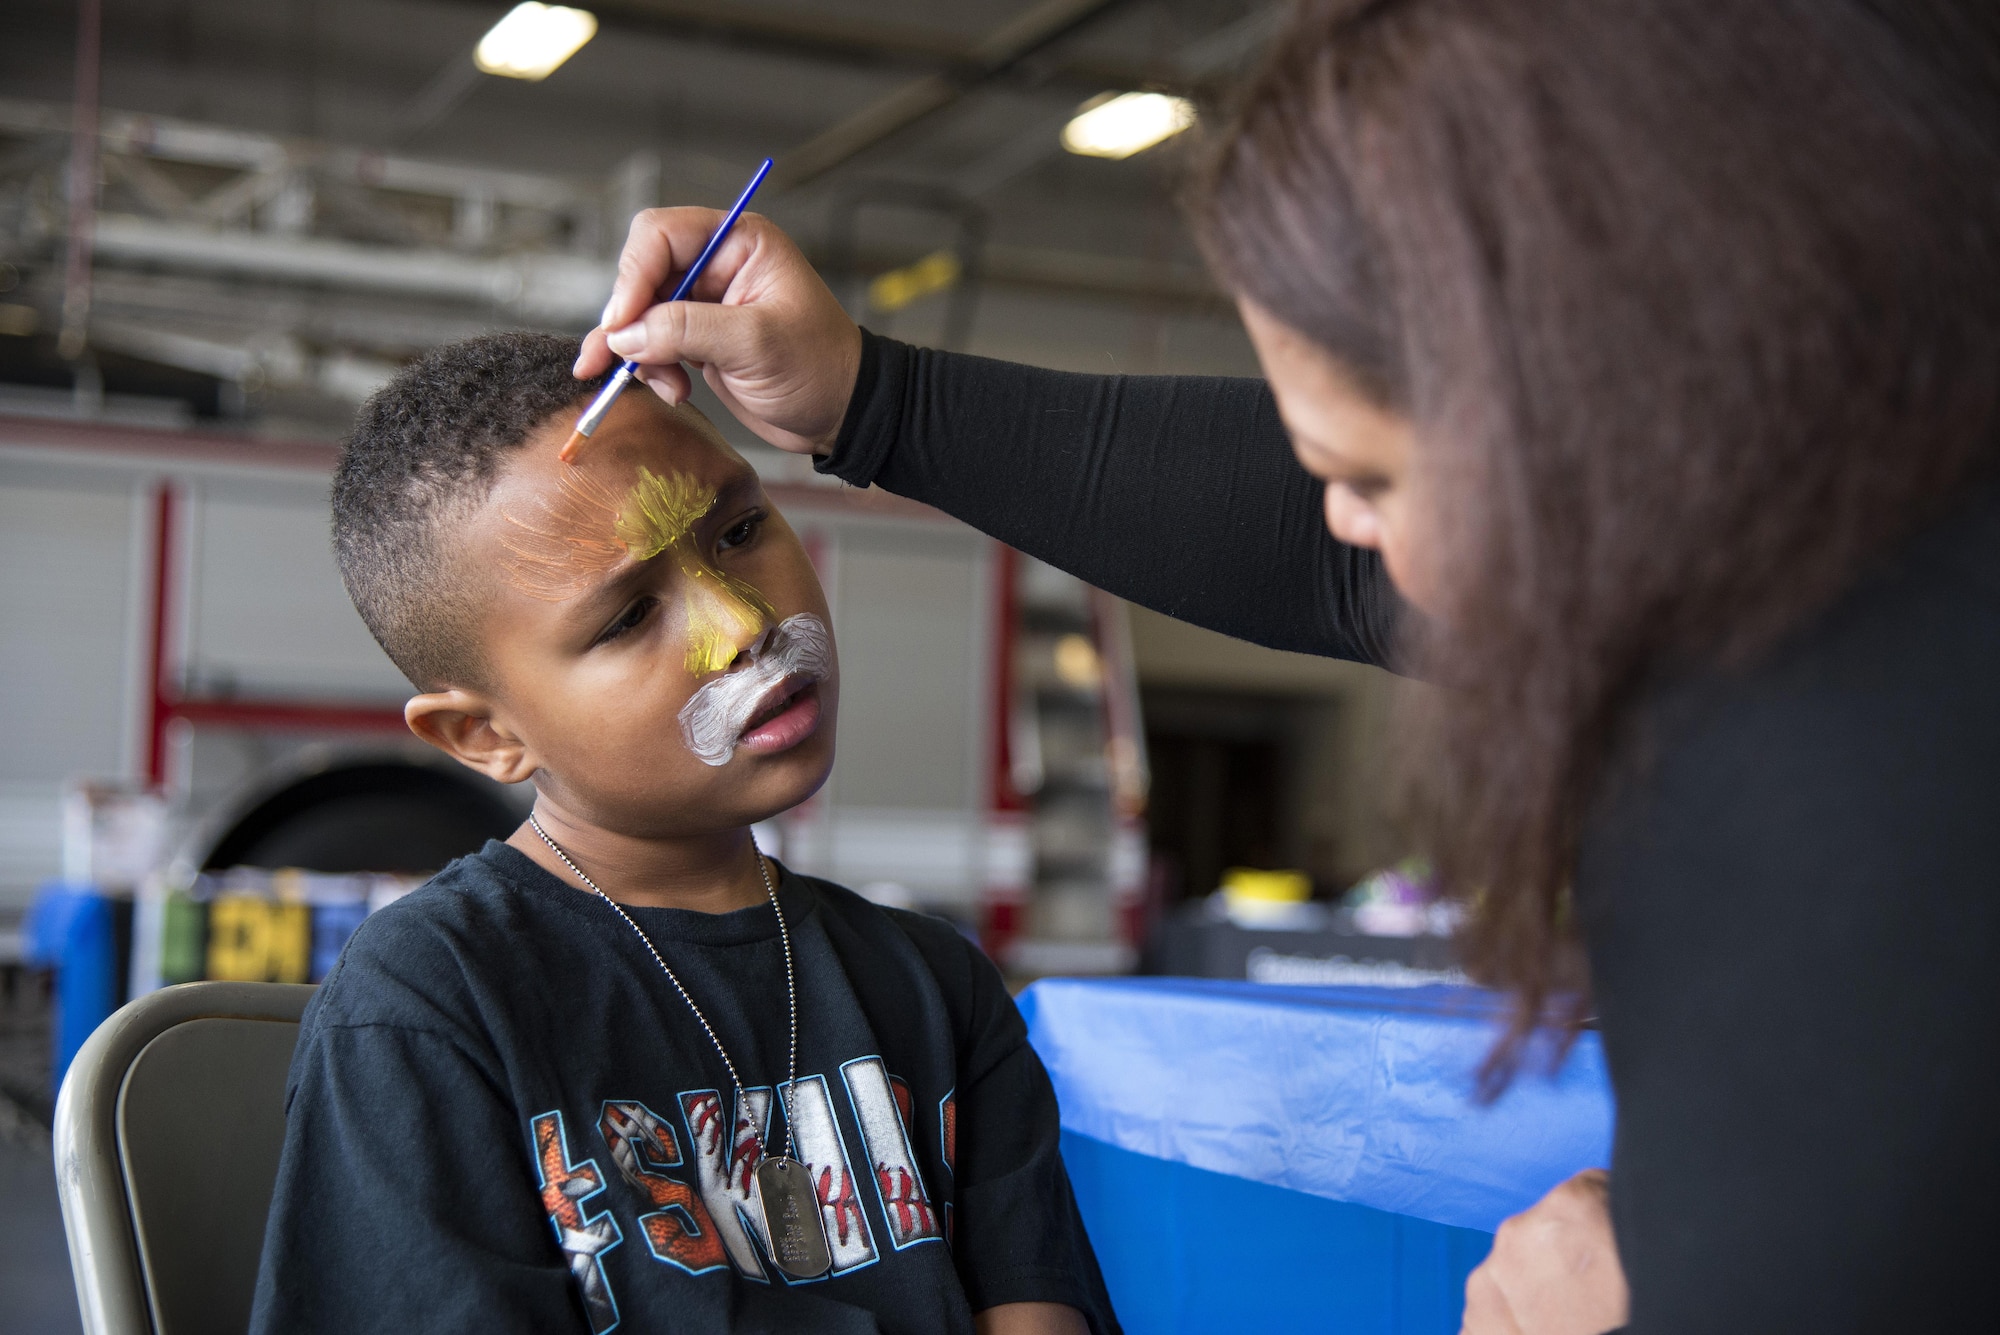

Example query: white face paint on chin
[676,613,833,766]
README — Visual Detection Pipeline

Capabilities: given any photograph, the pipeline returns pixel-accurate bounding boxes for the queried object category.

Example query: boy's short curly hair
[333,332,604,690]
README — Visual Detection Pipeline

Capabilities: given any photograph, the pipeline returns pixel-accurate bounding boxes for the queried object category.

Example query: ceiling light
[474,3,598,81]
[1060,92,1196,160]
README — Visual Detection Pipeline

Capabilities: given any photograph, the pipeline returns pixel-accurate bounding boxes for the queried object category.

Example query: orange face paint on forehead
[496,466,628,599]
[499,463,776,676]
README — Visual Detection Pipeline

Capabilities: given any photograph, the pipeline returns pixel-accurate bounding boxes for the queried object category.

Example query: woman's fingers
[634,363,693,407]
[1461,1264,1527,1335]
[602,206,728,332]
[1469,1170,1628,1335]
[573,324,615,378]
[575,210,743,380]
[604,298,755,376]
[583,211,861,456]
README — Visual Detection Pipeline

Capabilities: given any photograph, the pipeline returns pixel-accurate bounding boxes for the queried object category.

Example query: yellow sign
[868,251,961,315]
[206,894,311,983]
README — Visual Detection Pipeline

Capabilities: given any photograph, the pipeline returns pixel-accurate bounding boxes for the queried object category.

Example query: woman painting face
[1239,298,1437,613]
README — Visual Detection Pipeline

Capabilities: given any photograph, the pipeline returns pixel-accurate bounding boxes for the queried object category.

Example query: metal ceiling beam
[586,0,972,66]
[770,0,1132,189]
[80,211,1222,320]
[86,215,613,323]
[0,99,584,209]
[82,269,507,357]
[4,97,1223,316]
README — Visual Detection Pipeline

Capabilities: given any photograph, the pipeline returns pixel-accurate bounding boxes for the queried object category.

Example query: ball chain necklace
[527,811,833,1279]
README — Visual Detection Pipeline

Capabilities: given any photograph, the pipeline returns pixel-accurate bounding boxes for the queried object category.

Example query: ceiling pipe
[87,215,616,323]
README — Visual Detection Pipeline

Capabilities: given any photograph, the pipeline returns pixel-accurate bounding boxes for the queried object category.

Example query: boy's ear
[405,690,539,785]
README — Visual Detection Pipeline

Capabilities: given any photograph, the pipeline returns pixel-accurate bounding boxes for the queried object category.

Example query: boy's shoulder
[790,871,993,978]
[308,840,540,1033]
[791,871,1019,1043]
[307,847,1012,1052]
[799,871,961,938]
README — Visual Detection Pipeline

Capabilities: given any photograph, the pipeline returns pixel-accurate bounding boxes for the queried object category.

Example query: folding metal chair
[54,981,313,1335]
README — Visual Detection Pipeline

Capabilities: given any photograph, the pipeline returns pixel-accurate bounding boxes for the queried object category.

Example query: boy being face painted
[417,390,838,841]
[498,462,779,677]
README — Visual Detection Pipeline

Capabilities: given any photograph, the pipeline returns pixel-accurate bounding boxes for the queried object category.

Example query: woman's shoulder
[1711,481,2000,738]
[1589,482,2000,915]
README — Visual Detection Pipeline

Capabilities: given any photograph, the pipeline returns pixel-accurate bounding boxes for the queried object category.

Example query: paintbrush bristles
[559,429,588,464]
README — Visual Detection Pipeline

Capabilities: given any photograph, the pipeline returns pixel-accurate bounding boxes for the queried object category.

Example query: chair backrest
[54,981,315,1335]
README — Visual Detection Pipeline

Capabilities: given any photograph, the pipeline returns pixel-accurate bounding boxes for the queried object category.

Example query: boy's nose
[737,624,780,664]
[681,570,775,676]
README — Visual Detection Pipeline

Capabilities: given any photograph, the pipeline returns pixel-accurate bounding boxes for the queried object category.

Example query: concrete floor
[0,1124,82,1335]
[0,965,82,1335]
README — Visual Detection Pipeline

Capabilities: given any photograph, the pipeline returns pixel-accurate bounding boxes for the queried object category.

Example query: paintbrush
[561,156,775,463]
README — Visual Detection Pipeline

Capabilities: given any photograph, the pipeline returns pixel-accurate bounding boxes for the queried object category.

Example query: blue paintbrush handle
[573,156,775,443]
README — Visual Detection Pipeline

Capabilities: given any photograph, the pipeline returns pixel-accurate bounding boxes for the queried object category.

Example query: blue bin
[24,882,124,1094]
[311,901,371,982]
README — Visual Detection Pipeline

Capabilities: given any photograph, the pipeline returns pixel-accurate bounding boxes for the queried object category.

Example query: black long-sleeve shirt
[819,331,2000,1333]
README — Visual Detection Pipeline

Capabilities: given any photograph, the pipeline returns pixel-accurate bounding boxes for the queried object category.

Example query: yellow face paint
[499,466,776,675]
[610,467,712,559]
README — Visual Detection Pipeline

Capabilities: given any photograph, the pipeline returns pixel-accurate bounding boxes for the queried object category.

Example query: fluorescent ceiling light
[1061,92,1196,160]
[474,3,598,81]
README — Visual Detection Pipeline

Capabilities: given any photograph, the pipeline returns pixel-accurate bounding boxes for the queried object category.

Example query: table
[1020,978,1615,1334]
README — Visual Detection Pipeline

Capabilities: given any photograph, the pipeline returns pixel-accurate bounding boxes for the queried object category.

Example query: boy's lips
[736,677,822,755]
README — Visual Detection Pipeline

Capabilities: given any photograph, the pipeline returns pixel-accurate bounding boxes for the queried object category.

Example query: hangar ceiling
[0,0,1274,437]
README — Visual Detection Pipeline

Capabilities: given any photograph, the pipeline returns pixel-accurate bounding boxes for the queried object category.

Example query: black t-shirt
[819,331,2000,1332]
[249,842,1118,1335]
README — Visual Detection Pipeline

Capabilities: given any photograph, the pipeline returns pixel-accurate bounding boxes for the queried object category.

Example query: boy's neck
[507,803,771,913]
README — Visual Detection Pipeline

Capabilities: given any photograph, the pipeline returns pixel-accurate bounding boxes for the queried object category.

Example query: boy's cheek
[539,724,714,823]
[530,659,700,775]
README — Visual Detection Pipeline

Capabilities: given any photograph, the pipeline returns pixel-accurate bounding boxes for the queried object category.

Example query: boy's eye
[594,595,656,646]
[718,511,765,552]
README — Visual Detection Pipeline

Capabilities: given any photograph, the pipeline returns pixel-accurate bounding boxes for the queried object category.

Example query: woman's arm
[820,332,1401,667]
[579,210,1400,669]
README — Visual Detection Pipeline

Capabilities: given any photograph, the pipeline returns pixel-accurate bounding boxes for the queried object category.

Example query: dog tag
[757,1156,832,1279]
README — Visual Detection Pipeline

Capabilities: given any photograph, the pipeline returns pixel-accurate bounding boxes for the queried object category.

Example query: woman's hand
[1462,1170,1628,1335]
[974,1303,1089,1335]
[577,209,861,457]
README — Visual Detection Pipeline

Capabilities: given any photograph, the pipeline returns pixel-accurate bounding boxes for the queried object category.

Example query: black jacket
[821,330,2000,1332]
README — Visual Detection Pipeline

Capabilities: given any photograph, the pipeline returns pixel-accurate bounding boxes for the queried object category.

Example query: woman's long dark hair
[1191,0,2000,1084]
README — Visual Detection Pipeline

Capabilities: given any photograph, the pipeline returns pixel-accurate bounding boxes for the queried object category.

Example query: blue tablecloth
[1021,978,1616,1333]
